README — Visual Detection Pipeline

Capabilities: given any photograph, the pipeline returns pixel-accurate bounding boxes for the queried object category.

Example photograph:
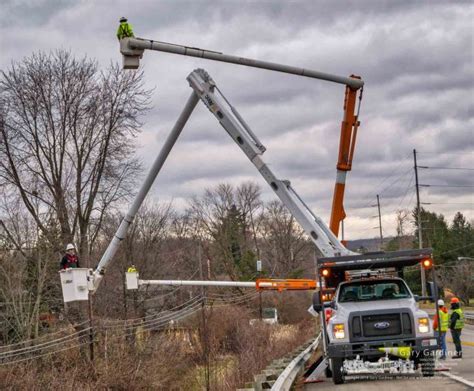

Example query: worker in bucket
[449,297,465,359]
[127,264,138,273]
[433,299,448,360]
[116,17,134,40]
[60,243,80,270]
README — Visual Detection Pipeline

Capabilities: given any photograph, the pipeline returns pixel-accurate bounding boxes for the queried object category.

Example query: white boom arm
[64,68,352,300]
[186,69,353,257]
[125,272,318,291]
[120,38,364,90]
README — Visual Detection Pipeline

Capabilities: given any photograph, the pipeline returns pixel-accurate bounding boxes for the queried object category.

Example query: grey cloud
[2,0,473,239]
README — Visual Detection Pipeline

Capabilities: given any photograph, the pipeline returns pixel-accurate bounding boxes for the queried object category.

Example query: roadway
[304,323,474,390]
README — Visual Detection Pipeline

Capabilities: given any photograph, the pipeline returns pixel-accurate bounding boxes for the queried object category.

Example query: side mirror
[414,295,420,302]
[312,292,322,312]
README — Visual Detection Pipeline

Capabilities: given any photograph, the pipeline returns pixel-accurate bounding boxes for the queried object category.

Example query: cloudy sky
[2,0,473,240]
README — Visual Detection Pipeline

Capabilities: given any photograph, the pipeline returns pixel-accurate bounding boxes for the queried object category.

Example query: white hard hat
[66,243,75,251]
[437,299,445,306]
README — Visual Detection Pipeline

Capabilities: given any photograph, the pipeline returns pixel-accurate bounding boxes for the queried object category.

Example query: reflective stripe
[118,23,132,39]
[335,170,347,184]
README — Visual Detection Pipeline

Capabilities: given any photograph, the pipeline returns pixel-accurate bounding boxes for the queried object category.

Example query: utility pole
[198,243,210,391]
[376,194,383,249]
[413,149,427,296]
[371,195,384,250]
[87,294,94,362]
[257,259,263,320]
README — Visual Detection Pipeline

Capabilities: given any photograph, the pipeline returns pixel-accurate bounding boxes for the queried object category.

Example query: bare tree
[0,50,151,265]
[236,182,263,258]
[395,209,413,250]
[437,260,473,305]
[188,183,262,280]
[0,196,60,343]
[258,200,312,277]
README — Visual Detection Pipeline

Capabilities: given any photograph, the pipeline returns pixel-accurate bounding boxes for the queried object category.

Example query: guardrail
[271,333,321,391]
[237,333,321,391]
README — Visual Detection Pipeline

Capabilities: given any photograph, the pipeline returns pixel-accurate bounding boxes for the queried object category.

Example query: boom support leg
[92,91,199,290]
[329,80,362,238]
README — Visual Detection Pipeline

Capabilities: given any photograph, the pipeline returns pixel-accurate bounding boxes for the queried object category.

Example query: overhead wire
[358,162,413,209]
[415,151,474,156]
[418,166,474,171]
[0,320,90,351]
[0,299,203,362]
[419,184,474,188]
[127,268,201,303]
[0,328,92,359]
[422,202,474,205]
[0,286,261,365]
[101,295,204,327]
[0,339,96,366]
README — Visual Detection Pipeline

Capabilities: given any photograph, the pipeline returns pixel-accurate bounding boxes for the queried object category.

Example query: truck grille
[350,310,413,342]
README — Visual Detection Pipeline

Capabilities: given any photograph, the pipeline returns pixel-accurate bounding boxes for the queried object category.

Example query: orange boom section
[329,76,363,238]
[256,278,317,292]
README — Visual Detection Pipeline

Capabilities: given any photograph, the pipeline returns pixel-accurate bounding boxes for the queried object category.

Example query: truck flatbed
[318,248,433,271]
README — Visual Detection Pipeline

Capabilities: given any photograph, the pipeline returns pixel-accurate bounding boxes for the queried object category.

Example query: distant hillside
[346,236,415,252]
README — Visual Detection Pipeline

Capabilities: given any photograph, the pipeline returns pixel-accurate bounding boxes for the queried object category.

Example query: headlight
[333,323,345,339]
[418,317,430,333]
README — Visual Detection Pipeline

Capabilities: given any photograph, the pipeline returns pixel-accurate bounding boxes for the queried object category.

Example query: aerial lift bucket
[59,268,92,302]
[126,271,139,290]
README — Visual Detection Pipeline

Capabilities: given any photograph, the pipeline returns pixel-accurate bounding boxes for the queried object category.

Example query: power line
[418,166,474,171]
[358,167,413,211]
[0,290,259,364]
[423,202,469,207]
[419,184,474,188]
[437,243,474,256]
[0,320,90,351]
[357,154,412,207]
[416,151,474,156]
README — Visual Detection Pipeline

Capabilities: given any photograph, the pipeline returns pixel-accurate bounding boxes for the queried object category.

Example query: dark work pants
[450,329,462,354]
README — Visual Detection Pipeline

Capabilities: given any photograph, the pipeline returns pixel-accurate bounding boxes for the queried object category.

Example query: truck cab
[314,249,440,384]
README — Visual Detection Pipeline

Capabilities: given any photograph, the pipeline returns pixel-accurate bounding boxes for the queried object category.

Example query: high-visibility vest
[451,308,464,330]
[117,22,134,40]
[127,266,137,273]
[438,310,449,332]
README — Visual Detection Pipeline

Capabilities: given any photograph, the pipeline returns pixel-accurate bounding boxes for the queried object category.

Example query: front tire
[331,357,344,384]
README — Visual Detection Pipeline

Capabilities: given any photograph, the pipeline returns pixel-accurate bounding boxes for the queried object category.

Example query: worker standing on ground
[117,17,134,40]
[60,243,80,270]
[433,299,448,360]
[449,297,464,359]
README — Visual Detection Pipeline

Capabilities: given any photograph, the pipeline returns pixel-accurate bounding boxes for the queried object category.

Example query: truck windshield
[338,280,411,302]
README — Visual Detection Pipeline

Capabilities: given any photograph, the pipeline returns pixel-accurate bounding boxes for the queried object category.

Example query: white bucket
[126,272,139,290]
[59,268,90,302]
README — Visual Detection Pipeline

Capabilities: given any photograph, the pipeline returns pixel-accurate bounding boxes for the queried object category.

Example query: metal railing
[271,333,322,391]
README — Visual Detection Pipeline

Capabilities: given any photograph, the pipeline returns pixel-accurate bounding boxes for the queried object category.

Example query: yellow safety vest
[438,310,449,332]
[127,266,137,273]
[451,308,464,330]
[116,22,134,40]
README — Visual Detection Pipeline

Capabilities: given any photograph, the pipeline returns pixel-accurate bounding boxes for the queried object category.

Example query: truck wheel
[331,357,344,384]
[420,352,435,377]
